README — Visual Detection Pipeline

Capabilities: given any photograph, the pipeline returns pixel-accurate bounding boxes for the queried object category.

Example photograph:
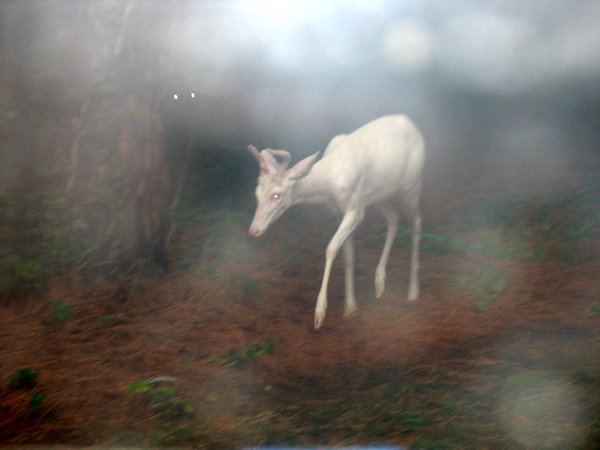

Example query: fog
[1,2,599,447]
[3,0,600,154]
[0,0,599,229]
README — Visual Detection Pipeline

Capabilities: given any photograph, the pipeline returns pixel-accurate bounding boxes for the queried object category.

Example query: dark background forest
[1,1,599,448]
[1,0,599,286]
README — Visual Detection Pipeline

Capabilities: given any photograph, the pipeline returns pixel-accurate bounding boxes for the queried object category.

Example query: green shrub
[453,264,512,312]
[9,367,39,389]
[211,338,282,368]
[53,300,72,322]
[129,379,194,417]
[29,391,47,413]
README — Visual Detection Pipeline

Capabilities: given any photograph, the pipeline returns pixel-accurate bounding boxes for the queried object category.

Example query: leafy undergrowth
[387,190,600,265]
[1,190,599,449]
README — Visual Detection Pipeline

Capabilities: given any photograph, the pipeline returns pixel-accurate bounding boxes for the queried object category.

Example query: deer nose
[249,225,260,237]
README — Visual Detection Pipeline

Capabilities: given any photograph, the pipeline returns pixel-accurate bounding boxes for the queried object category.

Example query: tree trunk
[117,94,171,270]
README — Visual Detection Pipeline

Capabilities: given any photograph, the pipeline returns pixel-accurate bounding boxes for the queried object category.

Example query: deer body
[249,115,424,329]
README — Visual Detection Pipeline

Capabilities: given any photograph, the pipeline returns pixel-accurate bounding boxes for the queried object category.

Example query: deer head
[248,145,319,237]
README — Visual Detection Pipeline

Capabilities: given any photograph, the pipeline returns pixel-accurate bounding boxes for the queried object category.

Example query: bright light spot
[172,93,179,100]
[555,17,600,80]
[233,0,343,72]
[238,0,307,27]
[439,12,547,94]
[383,20,433,73]
[190,92,196,98]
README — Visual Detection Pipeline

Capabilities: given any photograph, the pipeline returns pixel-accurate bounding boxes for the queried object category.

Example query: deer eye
[271,193,281,200]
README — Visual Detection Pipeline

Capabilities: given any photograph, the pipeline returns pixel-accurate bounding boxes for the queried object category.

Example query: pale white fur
[249,115,425,329]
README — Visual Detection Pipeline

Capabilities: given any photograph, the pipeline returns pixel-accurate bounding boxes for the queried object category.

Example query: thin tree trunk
[165,127,195,255]
[66,98,90,193]
[116,94,170,270]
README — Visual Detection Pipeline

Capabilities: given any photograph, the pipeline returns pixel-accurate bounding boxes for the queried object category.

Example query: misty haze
[0,1,599,448]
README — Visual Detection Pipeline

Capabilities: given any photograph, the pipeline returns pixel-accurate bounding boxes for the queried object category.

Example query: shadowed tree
[62,0,179,271]
[0,0,189,296]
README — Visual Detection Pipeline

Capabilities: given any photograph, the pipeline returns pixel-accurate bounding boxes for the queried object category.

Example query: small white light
[190,92,196,98]
[173,93,179,100]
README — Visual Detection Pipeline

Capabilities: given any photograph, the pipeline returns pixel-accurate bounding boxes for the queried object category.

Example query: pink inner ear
[288,151,320,179]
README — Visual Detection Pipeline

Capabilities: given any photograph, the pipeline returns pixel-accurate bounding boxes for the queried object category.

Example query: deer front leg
[315,208,363,329]
[400,190,421,301]
[408,214,421,301]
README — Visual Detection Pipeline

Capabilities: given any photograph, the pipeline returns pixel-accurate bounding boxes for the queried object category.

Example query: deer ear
[287,151,320,180]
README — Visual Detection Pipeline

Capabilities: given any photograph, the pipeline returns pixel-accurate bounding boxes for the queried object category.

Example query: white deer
[248,115,425,329]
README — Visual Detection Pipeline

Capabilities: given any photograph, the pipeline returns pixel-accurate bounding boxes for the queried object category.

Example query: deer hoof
[344,302,357,317]
[314,310,326,329]
[407,288,419,301]
[375,272,385,298]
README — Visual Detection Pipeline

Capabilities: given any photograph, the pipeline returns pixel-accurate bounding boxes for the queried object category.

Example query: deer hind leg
[375,203,400,298]
[342,235,357,316]
[401,189,421,301]
[315,208,364,329]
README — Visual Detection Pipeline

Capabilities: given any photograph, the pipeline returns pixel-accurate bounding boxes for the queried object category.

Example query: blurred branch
[113,0,135,57]
[66,98,90,193]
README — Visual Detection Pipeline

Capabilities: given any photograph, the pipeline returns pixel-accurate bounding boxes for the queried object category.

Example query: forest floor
[1,147,600,449]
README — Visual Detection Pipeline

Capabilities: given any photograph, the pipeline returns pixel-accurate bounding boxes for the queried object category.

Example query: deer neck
[292,161,331,206]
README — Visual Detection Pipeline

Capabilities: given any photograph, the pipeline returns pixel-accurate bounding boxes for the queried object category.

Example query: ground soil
[1,147,599,449]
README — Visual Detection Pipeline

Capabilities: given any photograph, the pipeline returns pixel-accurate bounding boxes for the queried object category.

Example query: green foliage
[8,368,46,413]
[29,391,47,413]
[573,369,600,384]
[97,314,112,323]
[472,226,541,261]
[0,146,126,296]
[398,193,598,267]
[421,232,469,255]
[9,367,39,389]
[503,372,542,390]
[264,423,297,444]
[129,379,154,394]
[0,174,55,295]
[395,412,433,433]
[53,299,72,322]
[280,243,296,257]
[452,193,599,263]
[211,338,281,368]
[0,259,46,295]
[129,380,194,418]
[301,402,344,422]
[390,314,403,324]
[288,255,303,267]
[452,264,512,312]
